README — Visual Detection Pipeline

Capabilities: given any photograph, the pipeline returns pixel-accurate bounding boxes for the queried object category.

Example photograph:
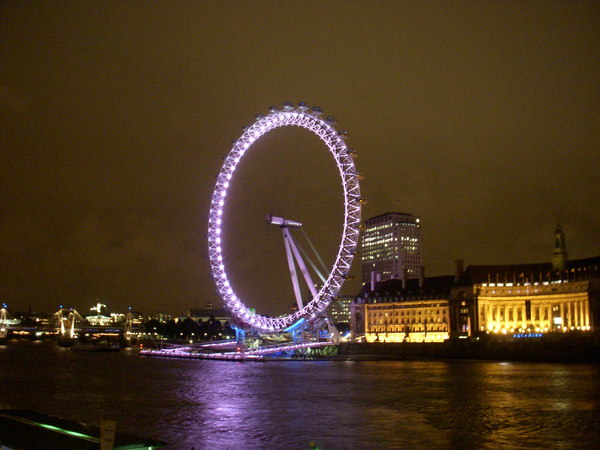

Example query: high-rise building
[327,295,353,326]
[361,212,423,283]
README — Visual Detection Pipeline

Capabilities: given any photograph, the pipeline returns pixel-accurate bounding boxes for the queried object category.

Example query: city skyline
[1,2,599,316]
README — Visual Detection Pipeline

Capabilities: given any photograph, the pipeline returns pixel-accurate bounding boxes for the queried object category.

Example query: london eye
[207,102,362,332]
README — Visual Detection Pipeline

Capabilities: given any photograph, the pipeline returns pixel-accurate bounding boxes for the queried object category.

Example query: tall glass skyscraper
[361,212,423,284]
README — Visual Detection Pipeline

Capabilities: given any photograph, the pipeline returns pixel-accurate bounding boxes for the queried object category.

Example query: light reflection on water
[1,340,599,449]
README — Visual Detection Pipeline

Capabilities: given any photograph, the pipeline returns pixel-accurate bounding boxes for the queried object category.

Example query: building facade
[361,212,423,283]
[351,277,453,343]
[353,224,600,343]
[327,295,353,327]
[188,304,231,324]
[452,256,600,340]
[352,259,600,343]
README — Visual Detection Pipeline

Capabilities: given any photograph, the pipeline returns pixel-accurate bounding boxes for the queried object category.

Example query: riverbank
[3,335,598,363]
[0,409,166,449]
[339,337,600,363]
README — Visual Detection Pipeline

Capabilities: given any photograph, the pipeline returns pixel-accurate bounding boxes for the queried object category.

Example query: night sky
[1,1,599,317]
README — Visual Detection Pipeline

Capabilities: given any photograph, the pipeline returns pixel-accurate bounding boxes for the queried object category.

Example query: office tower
[361,212,422,283]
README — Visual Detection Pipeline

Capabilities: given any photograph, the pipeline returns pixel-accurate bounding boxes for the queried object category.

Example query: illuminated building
[352,225,600,343]
[351,277,453,343]
[361,212,422,283]
[147,311,173,323]
[85,302,111,326]
[327,295,353,326]
[24,312,54,326]
[452,256,599,338]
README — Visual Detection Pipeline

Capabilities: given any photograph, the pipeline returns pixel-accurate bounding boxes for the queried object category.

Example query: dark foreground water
[1,340,599,449]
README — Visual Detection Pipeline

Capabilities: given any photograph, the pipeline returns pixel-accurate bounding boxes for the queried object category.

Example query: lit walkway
[140,341,334,360]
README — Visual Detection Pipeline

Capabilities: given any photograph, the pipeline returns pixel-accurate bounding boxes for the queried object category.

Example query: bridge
[0,307,17,341]
[0,307,142,347]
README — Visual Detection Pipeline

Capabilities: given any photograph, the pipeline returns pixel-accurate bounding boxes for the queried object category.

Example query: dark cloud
[1,1,599,315]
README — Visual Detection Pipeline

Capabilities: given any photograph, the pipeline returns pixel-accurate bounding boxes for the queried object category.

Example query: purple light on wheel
[207,102,362,332]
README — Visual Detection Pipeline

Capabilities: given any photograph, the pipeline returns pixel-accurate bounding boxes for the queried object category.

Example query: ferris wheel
[208,102,362,332]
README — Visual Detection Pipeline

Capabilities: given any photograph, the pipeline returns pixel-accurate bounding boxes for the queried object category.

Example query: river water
[1,339,599,449]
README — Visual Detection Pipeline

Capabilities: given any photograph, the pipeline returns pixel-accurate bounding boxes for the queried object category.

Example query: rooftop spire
[552,222,567,271]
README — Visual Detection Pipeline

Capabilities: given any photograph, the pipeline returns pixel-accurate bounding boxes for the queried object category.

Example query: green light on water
[36,422,99,442]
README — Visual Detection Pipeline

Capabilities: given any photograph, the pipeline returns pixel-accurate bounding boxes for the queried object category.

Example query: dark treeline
[144,316,235,341]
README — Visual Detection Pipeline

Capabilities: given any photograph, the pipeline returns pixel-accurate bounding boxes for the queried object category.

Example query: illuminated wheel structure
[208,102,362,333]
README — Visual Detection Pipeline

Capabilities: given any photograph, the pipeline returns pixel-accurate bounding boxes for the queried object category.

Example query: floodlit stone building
[352,225,600,343]
[452,256,599,339]
[351,276,454,343]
